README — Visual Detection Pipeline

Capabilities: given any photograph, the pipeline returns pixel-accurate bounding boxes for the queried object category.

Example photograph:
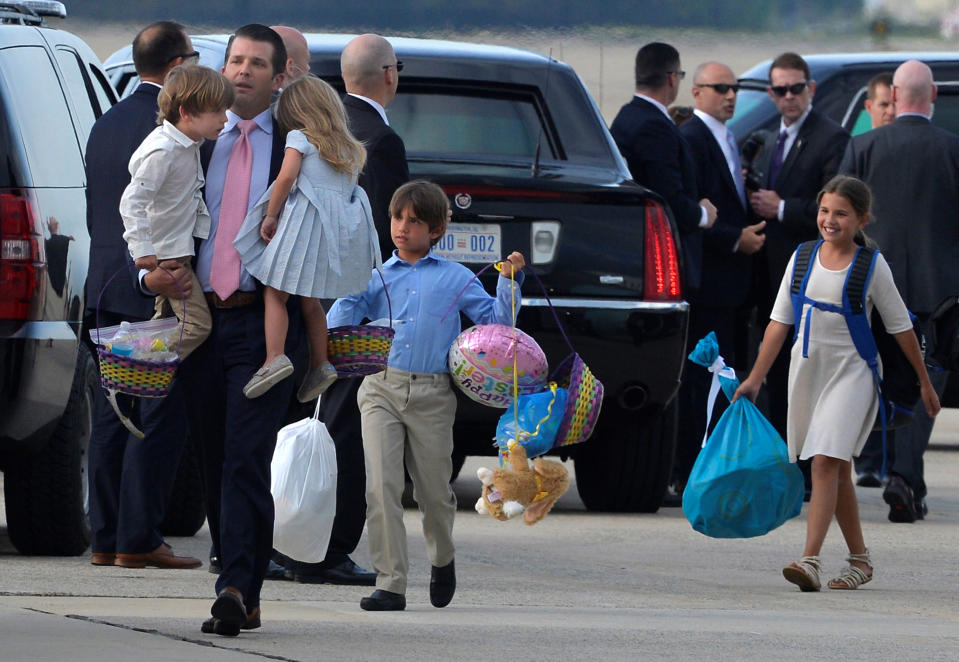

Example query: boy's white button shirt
[120,120,210,260]
[328,252,524,374]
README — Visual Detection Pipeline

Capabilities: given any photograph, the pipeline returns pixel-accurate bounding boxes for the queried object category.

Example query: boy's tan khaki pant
[153,258,211,360]
[358,368,457,595]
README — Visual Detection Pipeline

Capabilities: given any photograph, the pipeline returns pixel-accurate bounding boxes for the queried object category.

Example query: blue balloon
[496,387,568,459]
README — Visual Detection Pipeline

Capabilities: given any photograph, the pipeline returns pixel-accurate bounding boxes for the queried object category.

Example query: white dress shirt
[120,120,210,260]
[347,93,389,125]
[693,109,740,191]
[774,105,812,220]
[196,108,275,293]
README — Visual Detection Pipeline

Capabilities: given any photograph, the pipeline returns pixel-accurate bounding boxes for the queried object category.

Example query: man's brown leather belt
[205,291,257,309]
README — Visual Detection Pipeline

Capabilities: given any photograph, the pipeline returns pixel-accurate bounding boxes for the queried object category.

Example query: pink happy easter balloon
[448,324,548,408]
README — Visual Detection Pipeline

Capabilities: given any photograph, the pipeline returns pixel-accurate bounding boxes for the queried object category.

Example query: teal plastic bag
[682,332,804,538]
[495,386,568,460]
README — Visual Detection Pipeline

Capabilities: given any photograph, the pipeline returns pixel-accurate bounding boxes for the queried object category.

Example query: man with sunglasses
[671,62,767,495]
[84,21,202,571]
[747,52,848,440]
[610,41,717,298]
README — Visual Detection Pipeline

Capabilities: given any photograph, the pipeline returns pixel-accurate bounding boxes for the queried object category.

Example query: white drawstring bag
[271,397,337,562]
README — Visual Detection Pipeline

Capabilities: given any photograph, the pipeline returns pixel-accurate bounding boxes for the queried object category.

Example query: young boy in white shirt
[120,65,234,358]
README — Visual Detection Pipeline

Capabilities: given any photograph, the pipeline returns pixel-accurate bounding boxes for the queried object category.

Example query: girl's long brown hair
[275,76,366,175]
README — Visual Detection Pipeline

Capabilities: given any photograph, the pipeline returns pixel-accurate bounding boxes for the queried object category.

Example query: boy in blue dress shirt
[326,180,525,611]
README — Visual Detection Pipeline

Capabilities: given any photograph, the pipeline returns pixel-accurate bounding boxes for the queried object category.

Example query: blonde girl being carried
[234,76,380,401]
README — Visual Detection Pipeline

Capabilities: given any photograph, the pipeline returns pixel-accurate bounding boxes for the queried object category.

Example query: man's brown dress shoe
[115,542,202,569]
[90,552,116,566]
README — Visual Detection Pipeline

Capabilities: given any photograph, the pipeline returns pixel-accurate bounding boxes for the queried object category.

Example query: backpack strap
[842,246,892,475]
[790,240,818,344]
[842,246,880,370]
[790,239,845,358]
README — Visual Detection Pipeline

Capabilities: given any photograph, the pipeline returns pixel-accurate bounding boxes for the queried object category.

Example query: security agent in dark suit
[747,52,849,439]
[839,60,959,522]
[84,21,201,569]
[609,41,717,295]
[281,34,410,586]
[672,62,767,489]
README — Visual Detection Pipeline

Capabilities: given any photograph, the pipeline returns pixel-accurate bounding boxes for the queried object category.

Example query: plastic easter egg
[448,324,548,408]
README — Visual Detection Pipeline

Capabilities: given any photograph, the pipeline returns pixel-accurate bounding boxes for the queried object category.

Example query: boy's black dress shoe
[360,589,406,611]
[883,474,918,523]
[430,559,456,608]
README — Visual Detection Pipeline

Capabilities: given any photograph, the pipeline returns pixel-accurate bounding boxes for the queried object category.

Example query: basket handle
[439,261,498,323]
[94,262,187,354]
[516,268,576,357]
[438,261,575,355]
[374,265,392,329]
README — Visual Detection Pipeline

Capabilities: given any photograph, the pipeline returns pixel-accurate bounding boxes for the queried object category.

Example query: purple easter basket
[551,352,604,447]
[327,268,394,377]
[93,265,184,398]
[525,269,604,448]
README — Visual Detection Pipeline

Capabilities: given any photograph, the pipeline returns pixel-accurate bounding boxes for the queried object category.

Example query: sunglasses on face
[770,81,808,97]
[697,83,740,94]
[168,50,200,64]
[383,60,404,72]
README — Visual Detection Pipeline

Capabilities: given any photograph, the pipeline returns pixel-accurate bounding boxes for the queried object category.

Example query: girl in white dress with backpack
[733,175,940,592]
[235,76,380,402]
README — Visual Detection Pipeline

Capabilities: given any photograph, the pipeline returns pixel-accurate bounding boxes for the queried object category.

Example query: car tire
[4,343,95,555]
[159,434,206,537]
[573,399,677,513]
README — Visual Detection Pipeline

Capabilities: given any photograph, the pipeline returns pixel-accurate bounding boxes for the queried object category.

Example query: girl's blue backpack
[682,333,805,539]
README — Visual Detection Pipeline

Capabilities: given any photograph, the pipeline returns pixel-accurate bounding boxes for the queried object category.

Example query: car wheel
[4,343,95,555]
[573,399,677,513]
[159,434,206,537]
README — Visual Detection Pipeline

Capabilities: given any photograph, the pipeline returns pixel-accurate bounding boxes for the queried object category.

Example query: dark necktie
[768,129,788,188]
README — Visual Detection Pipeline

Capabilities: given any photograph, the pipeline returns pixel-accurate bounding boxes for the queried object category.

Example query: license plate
[432,223,501,263]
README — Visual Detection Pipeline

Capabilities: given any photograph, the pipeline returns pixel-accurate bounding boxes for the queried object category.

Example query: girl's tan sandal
[782,555,822,592]
[828,550,873,589]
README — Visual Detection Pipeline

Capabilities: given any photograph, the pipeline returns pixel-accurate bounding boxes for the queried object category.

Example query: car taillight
[643,200,682,301]
[1,190,43,320]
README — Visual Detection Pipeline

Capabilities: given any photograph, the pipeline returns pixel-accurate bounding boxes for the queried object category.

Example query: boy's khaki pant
[358,368,457,595]
[153,258,211,360]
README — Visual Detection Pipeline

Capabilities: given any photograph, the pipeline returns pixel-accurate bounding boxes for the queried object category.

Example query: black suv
[105,34,690,512]
[0,2,119,553]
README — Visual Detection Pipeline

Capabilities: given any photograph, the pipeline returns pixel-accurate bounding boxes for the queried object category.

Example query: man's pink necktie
[210,119,257,300]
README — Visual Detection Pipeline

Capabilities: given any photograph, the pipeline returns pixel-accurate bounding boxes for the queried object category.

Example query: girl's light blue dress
[234,129,380,298]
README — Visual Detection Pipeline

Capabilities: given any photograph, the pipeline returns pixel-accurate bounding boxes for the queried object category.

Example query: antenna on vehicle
[531,48,554,178]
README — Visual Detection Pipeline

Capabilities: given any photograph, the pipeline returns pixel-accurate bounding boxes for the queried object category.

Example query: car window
[389,89,556,160]
[88,62,117,118]
[0,46,85,187]
[54,47,97,138]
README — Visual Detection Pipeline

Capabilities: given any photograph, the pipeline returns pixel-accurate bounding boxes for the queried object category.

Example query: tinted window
[389,90,555,160]
[0,46,85,186]
[88,62,117,118]
[55,47,97,138]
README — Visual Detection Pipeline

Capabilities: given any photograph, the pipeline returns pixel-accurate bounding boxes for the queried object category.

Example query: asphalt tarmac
[2,410,959,661]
